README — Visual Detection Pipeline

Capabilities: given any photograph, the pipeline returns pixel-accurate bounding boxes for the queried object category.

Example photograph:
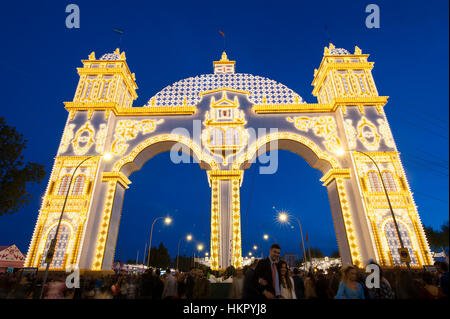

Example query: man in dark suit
[254,243,281,299]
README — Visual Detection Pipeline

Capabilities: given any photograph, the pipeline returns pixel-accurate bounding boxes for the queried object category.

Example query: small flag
[218,30,225,38]
[114,28,124,35]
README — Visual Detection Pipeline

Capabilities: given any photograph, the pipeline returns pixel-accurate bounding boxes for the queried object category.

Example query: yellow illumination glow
[186,234,192,241]
[336,148,345,156]
[103,152,113,161]
[197,244,204,251]
[164,217,172,225]
[278,212,289,222]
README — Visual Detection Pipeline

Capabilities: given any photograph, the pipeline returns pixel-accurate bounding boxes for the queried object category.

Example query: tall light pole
[40,153,112,299]
[278,211,307,273]
[195,244,204,268]
[176,234,193,271]
[147,216,172,267]
[337,148,410,269]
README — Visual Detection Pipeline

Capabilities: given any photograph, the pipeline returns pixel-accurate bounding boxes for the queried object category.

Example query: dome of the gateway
[145,73,305,106]
[329,48,351,55]
[100,53,121,60]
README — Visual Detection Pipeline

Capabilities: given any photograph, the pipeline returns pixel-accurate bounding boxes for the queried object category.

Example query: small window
[382,171,397,192]
[57,175,71,196]
[368,171,382,192]
[211,129,224,145]
[71,175,86,196]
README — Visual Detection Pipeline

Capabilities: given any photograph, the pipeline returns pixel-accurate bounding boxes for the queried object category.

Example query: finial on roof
[88,52,96,60]
[221,51,229,61]
[214,51,235,74]
[354,46,362,55]
[329,43,335,49]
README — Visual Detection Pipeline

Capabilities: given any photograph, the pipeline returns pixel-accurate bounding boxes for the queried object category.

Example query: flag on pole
[218,30,225,38]
[114,28,124,35]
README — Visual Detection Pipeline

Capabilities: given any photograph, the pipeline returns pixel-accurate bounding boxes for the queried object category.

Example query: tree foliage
[148,242,172,268]
[299,247,324,262]
[0,117,46,216]
[424,221,449,250]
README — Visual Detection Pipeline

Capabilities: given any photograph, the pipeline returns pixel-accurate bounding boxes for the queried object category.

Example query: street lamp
[338,148,410,269]
[277,211,307,273]
[40,153,112,299]
[146,216,172,267]
[176,234,193,271]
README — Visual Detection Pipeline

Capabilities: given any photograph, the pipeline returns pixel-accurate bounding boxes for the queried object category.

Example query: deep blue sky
[0,0,448,263]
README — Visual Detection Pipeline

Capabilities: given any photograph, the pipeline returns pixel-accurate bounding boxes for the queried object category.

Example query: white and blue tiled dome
[329,48,351,55]
[144,73,305,106]
[100,53,121,60]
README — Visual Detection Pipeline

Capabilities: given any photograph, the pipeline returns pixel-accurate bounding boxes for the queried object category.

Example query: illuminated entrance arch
[26,45,433,272]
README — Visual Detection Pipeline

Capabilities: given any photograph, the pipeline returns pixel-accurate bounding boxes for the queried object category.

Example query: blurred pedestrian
[230,268,244,299]
[193,269,210,299]
[335,265,365,299]
[278,260,296,299]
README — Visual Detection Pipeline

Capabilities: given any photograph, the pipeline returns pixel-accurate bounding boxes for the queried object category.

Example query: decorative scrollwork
[357,117,380,151]
[377,119,396,148]
[287,116,342,154]
[72,123,95,155]
[111,119,164,155]
[58,124,75,154]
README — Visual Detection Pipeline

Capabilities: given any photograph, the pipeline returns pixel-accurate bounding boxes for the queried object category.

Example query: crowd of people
[0,244,448,299]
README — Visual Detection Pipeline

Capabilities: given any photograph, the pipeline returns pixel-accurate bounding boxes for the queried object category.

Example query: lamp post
[40,153,112,299]
[278,211,307,273]
[146,216,172,267]
[195,244,204,268]
[176,234,193,271]
[338,148,410,269]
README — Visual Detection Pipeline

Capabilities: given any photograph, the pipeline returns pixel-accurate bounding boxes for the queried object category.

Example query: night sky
[0,0,448,264]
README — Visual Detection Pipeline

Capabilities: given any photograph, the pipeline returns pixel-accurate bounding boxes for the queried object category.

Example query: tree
[0,117,46,216]
[148,242,171,268]
[330,251,340,258]
[425,221,449,250]
[299,247,324,262]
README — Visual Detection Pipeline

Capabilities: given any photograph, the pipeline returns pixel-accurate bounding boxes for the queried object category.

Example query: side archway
[232,132,364,266]
[90,134,218,270]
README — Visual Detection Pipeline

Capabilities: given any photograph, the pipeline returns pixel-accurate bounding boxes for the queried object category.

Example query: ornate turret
[213,51,235,74]
[73,48,138,108]
[312,43,379,105]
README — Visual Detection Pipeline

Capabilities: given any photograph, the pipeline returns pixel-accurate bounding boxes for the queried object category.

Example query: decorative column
[208,170,243,270]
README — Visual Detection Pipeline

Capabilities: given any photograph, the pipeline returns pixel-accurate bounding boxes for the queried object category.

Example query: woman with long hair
[277,260,296,299]
[335,265,365,299]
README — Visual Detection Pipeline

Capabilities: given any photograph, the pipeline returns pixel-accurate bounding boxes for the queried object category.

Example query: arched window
[225,128,240,145]
[384,221,418,266]
[71,175,86,196]
[382,171,397,192]
[57,175,71,196]
[211,128,224,145]
[367,171,382,192]
[41,225,71,269]
[233,129,240,145]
